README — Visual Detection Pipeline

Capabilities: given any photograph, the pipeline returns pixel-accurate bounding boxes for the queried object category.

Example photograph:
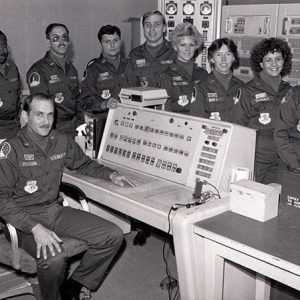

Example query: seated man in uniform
[0,93,132,300]
[0,30,22,141]
[80,24,127,155]
[27,23,85,137]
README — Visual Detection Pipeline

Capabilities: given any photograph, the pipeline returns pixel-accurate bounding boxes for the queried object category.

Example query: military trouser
[15,203,123,300]
[254,133,280,184]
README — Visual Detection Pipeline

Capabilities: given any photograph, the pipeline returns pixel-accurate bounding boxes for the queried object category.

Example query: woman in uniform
[189,37,243,123]
[159,22,208,114]
[274,86,300,172]
[239,37,292,184]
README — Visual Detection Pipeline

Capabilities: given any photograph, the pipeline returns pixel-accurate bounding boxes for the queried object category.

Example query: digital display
[204,126,224,136]
[131,94,142,102]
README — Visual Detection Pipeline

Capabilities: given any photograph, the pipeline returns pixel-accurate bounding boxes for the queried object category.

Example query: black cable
[162,189,220,300]
[204,181,221,199]
[162,207,174,300]
[173,285,179,300]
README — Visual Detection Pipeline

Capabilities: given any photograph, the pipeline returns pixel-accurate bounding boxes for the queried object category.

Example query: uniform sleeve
[0,142,38,233]
[189,85,208,118]
[124,55,137,88]
[274,88,300,169]
[159,73,173,111]
[235,85,251,126]
[16,67,22,96]
[26,65,49,95]
[73,74,85,127]
[79,65,107,113]
[64,136,115,180]
[15,67,22,120]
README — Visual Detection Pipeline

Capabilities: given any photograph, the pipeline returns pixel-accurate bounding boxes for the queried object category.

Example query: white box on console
[230,179,279,222]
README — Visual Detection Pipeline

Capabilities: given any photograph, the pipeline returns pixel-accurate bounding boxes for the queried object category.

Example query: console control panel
[99,105,255,192]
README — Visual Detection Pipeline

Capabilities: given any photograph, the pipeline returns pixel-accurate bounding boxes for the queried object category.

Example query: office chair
[0,182,91,299]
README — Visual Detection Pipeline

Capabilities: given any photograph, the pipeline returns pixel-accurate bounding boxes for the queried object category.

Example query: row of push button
[109,131,190,157]
[105,145,181,173]
[113,119,192,141]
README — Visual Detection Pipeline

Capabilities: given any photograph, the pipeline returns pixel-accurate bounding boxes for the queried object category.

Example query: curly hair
[250,37,292,76]
[208,37,239,70]
[170,22,203,49]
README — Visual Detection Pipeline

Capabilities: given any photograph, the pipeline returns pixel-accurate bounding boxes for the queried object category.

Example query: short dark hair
[142,10,166,26]
[208,38,239,69]
[23,93,54,113]
[97,25,121,43]
[45,23,69,39]
[250,37,292,76]
[0,31,7,43]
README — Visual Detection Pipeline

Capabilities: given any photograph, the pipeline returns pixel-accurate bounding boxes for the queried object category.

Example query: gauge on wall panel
[166,2,177,15]
[200,3,212,15]
[183,2,195,15]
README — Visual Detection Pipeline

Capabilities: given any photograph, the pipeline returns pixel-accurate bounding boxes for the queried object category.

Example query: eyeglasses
[50,35,70,43]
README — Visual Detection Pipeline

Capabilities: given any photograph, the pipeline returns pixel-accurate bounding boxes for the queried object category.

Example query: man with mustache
[26,23,85,137]
[0,93,132,299]
[0,30,22,140]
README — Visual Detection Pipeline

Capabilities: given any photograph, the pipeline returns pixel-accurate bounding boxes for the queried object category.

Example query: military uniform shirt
[125,39,176,88]
[160,60,208,114]
[80,56,127,113]
[0,59,21,138]
[190,72,244,123]
[238,75,291,184]
[26,52,84,127]
[275,86,300,169]
[0,127,114,233]
[238,75,291,132]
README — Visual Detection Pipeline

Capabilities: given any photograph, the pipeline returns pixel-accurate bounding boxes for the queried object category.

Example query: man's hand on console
[101,97,119,110]
[106,97,119,109]
[109,172,138,187]
[31,223,62,259]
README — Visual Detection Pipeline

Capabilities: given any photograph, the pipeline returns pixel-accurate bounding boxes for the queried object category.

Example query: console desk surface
[193,203,300,299]
[63,162,227,234]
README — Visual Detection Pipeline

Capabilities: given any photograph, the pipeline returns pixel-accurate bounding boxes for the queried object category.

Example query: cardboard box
[230,179,279,222]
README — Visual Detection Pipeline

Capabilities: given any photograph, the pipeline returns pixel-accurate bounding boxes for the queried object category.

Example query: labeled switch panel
[99,104,256,192]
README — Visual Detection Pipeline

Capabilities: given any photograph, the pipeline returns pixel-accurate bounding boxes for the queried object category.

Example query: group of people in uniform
[0,8,299,300]
[2,10,298,184]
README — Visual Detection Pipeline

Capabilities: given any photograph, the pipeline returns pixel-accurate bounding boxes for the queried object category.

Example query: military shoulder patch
[0,141,11,159]
[29,72,41,87]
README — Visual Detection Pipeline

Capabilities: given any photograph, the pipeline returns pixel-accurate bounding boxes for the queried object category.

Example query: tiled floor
[9,229,179,300]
